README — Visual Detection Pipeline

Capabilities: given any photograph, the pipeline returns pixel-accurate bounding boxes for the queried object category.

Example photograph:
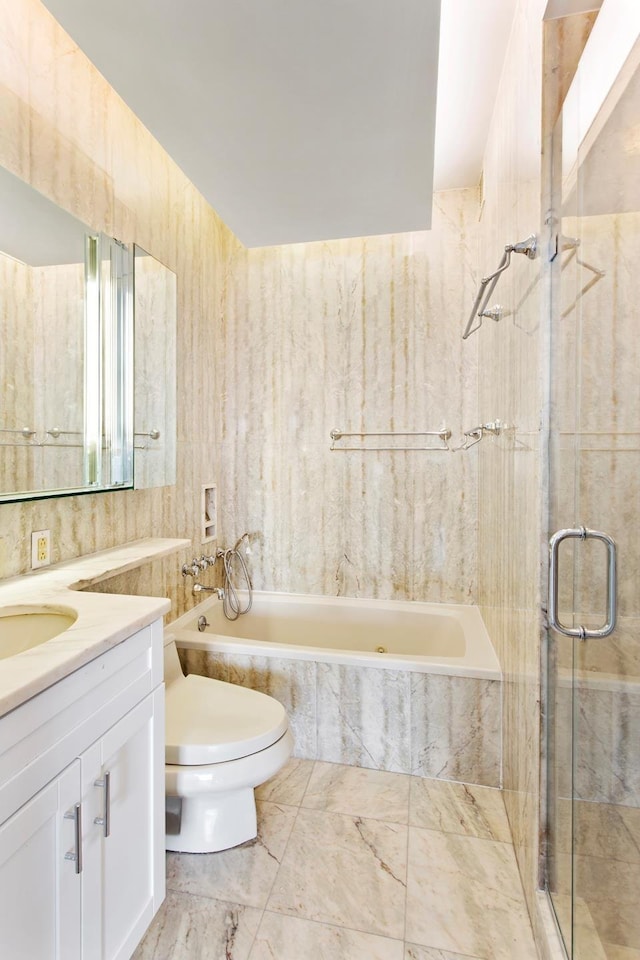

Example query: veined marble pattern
[218,191,480,605]
[409,777,511,842]
[266,808,407,938]
[410,674,501,785]
[303,760,411,822]
[136,759,537,960]
[132,891,262,960]
[181,648,501,786]
[316,662,411,774]
[405,829,539,960]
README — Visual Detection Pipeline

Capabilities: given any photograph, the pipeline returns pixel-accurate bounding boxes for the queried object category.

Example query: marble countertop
[0,537,190,718]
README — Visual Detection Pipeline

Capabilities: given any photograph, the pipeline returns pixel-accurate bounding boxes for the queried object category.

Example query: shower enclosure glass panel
[547,33,640,960]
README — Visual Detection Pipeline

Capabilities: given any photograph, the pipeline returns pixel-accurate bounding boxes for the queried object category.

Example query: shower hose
[220,540,253,621]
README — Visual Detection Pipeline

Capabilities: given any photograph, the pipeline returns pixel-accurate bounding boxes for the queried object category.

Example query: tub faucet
[193,583,225,599]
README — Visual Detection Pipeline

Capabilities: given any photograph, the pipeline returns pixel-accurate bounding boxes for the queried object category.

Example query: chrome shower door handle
[548,527,617,639]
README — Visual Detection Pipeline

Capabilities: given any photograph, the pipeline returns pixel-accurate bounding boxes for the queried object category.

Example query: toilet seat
[165,674,289,765]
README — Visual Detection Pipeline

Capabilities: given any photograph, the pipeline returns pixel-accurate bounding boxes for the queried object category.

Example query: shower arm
[462,235,537,340]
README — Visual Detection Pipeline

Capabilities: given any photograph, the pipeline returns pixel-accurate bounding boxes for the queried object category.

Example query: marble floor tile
[266,808,407,939]
[255,757,314,805]
[248,911,404,960]
[166,801,297,909]
[132,890,262,960]
[603,945,640,960]
[405,946,484,960]
[550,893,609,960]
[302,761,411,823]
[405,828,538,960]
[409,777,511,842]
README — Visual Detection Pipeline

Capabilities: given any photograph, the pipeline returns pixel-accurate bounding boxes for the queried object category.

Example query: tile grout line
[258,906,408,950]
[257,781,309,923]
[404,684,412,947]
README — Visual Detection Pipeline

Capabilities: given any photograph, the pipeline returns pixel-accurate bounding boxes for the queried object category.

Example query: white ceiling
[43,0,516,247]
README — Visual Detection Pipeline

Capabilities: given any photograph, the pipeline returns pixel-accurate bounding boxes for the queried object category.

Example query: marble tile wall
[217,191,480,604]
[133,253,178,490]
[180,647,501,787]
[32,261,85,491]
[0,252,33,493]
[475,0,548,937]
[0,0,239,614]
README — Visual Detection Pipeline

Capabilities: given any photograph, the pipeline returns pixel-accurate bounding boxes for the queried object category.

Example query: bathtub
[171,592,501,680]
[171,592,502,786]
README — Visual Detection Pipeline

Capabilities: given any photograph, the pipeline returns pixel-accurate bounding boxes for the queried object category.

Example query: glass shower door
[547,31,640,960]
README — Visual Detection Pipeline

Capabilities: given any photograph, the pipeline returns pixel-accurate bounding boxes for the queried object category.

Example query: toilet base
[166,788,258,853]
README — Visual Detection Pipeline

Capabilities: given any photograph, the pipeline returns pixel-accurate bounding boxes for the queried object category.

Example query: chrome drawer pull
[94,770,111,838]
[64,802,82,874]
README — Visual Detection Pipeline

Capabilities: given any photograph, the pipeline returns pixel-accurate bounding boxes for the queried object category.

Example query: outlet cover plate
[31,529,51,568]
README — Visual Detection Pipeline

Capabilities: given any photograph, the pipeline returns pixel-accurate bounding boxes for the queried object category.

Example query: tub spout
[193,584,225,599]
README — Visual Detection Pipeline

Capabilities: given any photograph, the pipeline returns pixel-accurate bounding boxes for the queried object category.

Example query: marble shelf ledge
[0,537,190,719]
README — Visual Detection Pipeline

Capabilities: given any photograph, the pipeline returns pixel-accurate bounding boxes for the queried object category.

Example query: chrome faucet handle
[195,556,209,570]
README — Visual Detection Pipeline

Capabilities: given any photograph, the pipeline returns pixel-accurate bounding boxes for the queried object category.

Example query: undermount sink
[0,605,78,660]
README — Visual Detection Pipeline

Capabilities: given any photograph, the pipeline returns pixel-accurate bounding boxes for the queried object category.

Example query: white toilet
[163,634,293,853]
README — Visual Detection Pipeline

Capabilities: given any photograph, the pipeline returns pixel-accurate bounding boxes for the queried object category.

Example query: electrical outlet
[31,529,51,569]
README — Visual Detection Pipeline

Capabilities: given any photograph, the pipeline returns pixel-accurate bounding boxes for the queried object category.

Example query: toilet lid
[165,674,289,765]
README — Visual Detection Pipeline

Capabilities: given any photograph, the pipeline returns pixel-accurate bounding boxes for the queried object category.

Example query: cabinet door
[0,760,81,960]
[82,688,165,960]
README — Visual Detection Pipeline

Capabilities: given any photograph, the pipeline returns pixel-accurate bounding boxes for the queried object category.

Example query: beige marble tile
[132,890,261,960]
[405,947,484,960]
[266,808,407,939]
[405,828,538,960]
[410,674,501,787]
[249,912,404,960]
[166,801,297,910]
[603,945,640,960]
[409,778,511,842]
[316,662,411,774]
[302,762,411,823]
[255,758,314,805]
[217,192,480,604]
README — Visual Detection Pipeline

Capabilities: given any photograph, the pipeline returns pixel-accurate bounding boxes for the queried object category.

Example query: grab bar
[463,235,538,340]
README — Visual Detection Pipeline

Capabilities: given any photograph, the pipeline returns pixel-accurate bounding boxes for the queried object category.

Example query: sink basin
[0,605,78,660]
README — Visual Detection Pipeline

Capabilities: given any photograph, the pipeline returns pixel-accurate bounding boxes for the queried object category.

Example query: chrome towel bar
[329,428,452,452]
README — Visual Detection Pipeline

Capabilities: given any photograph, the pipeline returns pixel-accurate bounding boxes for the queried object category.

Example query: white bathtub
[171,592,501,680]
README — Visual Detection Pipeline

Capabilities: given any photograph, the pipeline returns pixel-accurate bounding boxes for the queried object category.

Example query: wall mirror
[133,246,177,489]
[0,167,179,502]
[0,165,133,502]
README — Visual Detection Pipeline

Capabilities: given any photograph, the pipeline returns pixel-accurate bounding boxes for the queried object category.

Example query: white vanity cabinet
[0,617,165,960]
[0,759,82,958]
